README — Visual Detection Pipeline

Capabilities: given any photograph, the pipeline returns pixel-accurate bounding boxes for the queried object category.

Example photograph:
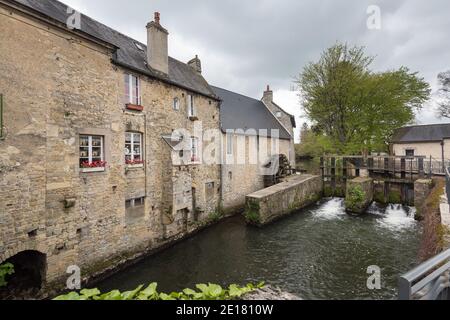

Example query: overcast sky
[63,0,450,142]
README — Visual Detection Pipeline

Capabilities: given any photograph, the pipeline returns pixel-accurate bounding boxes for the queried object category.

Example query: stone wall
[221,134,292,214]
[244,175,322,226]
[0,5,221,296]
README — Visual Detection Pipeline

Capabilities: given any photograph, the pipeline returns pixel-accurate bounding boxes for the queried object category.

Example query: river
[96,198,422,300]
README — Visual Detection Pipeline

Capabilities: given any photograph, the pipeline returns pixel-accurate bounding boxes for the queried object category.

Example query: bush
[54,282,265,300]
[0,263,14,287]
[345,186,366,211]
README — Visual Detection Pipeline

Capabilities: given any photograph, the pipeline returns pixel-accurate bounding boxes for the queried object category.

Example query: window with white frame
[191,137,199,162]
[187,94,196,117]
[276,111,282,118]
[227,133,233,155]
[173,97,180,111]
[124,74,141,105]
[79,135,105,168]
[125,132,143,165]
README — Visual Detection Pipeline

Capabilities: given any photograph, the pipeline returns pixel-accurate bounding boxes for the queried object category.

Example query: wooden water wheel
[263,154,296,187]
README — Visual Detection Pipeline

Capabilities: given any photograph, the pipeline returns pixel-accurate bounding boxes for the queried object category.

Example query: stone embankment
[244,175,322,226]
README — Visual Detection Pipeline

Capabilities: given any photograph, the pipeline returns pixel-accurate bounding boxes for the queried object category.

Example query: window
[79,135,105,169]
[173,98,180,111]
[227,134,233,155]
[125,132,143,165]
[125,74,141,105]
[276,111,282,118]
[126,197,145,209]
[228,171,233,180]
[187,94,196,117]
[191,137,199,162]
[405,149,415,157]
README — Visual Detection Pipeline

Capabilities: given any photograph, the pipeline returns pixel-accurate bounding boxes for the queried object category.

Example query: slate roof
[392,124,450,143]
[211,86,292,140]
[11,0,218,99]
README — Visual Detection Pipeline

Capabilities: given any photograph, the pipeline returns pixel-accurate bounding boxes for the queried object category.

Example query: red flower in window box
[81,161,107,168]
[125,159,144,165]
[126,103,144,111]
[191,156,200,163]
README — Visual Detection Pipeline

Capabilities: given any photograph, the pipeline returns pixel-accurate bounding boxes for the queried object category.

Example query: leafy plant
[53,282,265,301]
[0,263,14,287]
[345,185,366,210]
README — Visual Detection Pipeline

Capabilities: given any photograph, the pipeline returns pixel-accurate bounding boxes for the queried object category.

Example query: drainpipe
[0,94,3,139]
[442,140,445,173]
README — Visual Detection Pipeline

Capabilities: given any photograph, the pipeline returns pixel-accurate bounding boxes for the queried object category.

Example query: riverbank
[95,198,421,300]
[419,179,450,261]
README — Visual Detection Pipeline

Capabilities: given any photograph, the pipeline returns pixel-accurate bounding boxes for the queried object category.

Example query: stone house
[391,124,450,161]
[212,86,296,213]
[0,0,295,296]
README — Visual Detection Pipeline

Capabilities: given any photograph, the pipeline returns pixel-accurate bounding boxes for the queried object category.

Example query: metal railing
[446,166,450,205]
[399,248,450,300]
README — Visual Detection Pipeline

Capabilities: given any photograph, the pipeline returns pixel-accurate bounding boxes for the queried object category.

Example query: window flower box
[190,156,201,164]
[80,161,107,173]
[126,103,144,112]
[125,159,144,169]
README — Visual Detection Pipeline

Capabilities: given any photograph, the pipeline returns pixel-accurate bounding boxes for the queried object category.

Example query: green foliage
[244,201,260,224]
[53,282,265,301]
[0,263,14,287]
[296,43,431,155]
[345,186,366,210]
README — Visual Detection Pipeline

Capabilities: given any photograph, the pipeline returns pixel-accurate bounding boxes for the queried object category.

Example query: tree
[437,71,450,118]
[296,43,431,155]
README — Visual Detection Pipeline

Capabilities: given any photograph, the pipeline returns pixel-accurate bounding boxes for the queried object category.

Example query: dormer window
[125,74,141,107]
[276,111,282,118]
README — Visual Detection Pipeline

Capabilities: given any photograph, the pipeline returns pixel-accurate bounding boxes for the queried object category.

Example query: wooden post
[368,157,374,176]
[384,157,389,175]
[331,157,336,195]
[418,157,424,178]
[401,157,406,179]
[355,158,360,177]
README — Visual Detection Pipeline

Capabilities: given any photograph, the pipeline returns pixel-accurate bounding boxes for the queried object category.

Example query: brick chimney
[262,85,273,103]
[146,12,169,74]
[188,55,202,74]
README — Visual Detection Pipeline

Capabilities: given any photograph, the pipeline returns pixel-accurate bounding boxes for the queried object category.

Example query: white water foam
[376,204,417,231]
[312,198,347,220]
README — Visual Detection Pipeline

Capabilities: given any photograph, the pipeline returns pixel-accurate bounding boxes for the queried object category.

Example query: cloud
[62,0,450,139]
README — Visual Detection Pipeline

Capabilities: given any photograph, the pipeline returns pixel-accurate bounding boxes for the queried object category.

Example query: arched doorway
[0,250,47,299]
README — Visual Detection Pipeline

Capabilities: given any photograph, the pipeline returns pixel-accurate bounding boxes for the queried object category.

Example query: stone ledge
[242,286,301,300]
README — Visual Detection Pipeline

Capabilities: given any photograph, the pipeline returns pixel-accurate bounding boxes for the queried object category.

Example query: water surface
[97,199,421,300]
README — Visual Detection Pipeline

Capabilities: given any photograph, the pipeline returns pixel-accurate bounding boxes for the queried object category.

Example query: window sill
[126,104,144,112]
[189,161,202,166]
[80,167,106,173]
[126,164,144,169]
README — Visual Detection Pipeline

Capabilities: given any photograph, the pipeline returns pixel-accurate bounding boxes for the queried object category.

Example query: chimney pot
[154,12,160,24]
